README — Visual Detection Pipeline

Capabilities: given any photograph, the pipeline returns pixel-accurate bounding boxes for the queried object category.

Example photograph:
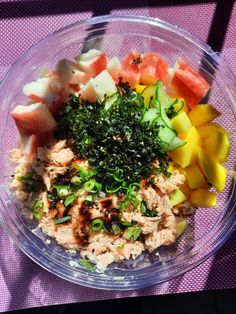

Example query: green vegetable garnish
[140,201,157,217]
[71,176,82,186]
[111,223,121,235]
[17,172,33,181]
[117,243,125,250]
[84,179,95,192]
[52,184,70,197]
[55,86,170,190]
[105,185,121,194]
[47,193,58,201]
[54,216,71,225]
[85,195,93,202]
[32,200,44,219]
[123,226,142,241]
[64,193,76,207]
[90,218,104,231]
[72,167,96,182]
[81,258,95,272]
[84,179,101,193]
[120,183,140,209]
[120,221,133,227]
[113,169,124,182]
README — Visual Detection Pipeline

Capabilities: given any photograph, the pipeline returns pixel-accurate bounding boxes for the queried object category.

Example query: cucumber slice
[163,136,186,152]
[154,116,176,145]
[165,98,185,118]
[141,84,157,107]
[159,101,173,129]
[173,98,185,113]
[141,81,183,151]
[149,98,160,109]
[155,81,171,108]
[141,81,173,111]
[142,108,159,124]
[158,124,176,145]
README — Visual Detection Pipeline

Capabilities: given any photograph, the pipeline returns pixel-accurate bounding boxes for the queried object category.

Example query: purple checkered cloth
[0,1,236,312]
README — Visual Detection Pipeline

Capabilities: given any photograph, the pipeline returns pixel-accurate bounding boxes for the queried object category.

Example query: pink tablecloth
[1,1,236,312]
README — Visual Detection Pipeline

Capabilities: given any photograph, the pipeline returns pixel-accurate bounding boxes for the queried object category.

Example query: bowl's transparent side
[0,15,236,289]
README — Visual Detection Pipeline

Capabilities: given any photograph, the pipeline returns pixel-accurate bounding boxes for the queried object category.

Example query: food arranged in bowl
[10,47,230,271]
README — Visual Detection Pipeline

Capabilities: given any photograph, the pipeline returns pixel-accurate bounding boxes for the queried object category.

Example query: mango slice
[168,142,197,168]
[197,122,228,140]
[197,147,227,192]
[188,104,220,127]
[135,84,147,94]
[185,163,208,189]
[174,165,187,175]
[179,126,202,147]
[179,181,192,198]
[171,111,192,133]
[190,189,217,207]
[170,189,187,206]
[204,131,230,164]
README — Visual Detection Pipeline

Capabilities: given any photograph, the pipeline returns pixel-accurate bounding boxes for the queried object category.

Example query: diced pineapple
[204,131,230,163]
[197,122,228,140]
[170,189,187,206]
[185,163,208,189]
[176,217,187,238]
[168,142,197,168]
[135,84,147,94]
[188,104,220,127]
[179,126,202,147]
[190,189,217,207]
[171,111,192,133]
[197,147,227,192]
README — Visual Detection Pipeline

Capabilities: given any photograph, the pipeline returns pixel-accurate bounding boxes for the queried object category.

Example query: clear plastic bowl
[0,15,236,290]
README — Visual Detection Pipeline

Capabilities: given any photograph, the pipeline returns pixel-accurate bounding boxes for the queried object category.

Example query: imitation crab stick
[55,59,89,85]
[76,49,108,78]
[11,103,56,135]
[20,131,53,159]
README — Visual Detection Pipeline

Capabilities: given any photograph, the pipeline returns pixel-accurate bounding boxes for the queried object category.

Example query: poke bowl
[0,15,236,290]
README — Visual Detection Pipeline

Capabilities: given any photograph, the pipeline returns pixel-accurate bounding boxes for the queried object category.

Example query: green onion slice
[140,201,157,217]
[71,176,82,186]
[120,183,140,209]
[71,167,96,181]
[112,223,121,235]
[120,221,133,227]
[105,185,121,194]
[17,172,34,181]
[90,218,104,231]
[64,193,76,207]
[117,243,125,250]
[85,195,93,202]
[113,169,123,182]
[33,212,43,219]
[81,258,95,272]
[140,201,147,214]
[32,200,44,219]
[84,179,101,193]
[123,226,141,241]
[54,216,71,225]
[52,184,70,197]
